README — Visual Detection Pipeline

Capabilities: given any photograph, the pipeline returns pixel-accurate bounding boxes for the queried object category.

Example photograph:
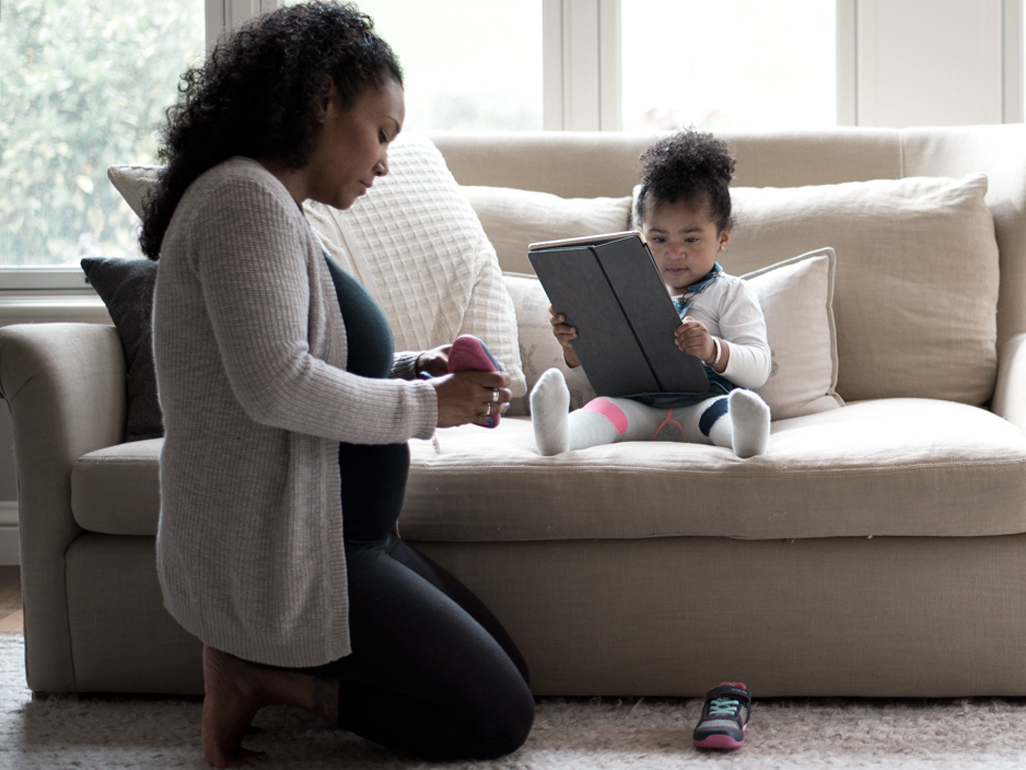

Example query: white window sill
[0,268,92,292]
[0,293,111,326]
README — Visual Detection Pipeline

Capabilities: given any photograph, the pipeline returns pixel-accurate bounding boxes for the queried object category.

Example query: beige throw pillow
[503,272,594,416]
[743,248,842,419]
[461,186,632,274]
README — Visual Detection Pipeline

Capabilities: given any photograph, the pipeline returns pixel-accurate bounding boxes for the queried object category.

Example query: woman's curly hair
[633,129,736,233]
[140,1,402,259]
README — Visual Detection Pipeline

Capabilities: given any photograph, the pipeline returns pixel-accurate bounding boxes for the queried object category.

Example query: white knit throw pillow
[305,133,525,397]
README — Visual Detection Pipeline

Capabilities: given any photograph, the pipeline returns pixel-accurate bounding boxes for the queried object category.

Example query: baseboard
[0,502,18,566]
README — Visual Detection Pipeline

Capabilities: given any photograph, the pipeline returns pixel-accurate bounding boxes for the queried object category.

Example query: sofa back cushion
[461,186,632,274]
[721,175,999,405]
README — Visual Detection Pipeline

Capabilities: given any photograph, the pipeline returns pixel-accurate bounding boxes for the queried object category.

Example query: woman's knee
[465,678,535,759]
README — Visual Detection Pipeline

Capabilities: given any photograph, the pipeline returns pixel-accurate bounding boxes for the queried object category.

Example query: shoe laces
[708,696,741,718]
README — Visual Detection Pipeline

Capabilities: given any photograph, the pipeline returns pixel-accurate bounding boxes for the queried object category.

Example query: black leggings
[309,535,534,760]
[315,259,533,759]
[313,444,534,761]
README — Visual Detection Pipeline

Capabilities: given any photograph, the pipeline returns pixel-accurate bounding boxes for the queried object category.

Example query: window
[619,0,837,131]
[4,0,1022,282]
[288,0,545,131]
[2,0,542,279]
[0,0,204,272]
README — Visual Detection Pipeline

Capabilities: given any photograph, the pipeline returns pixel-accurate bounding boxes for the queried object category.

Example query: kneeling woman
[143,3,534,766]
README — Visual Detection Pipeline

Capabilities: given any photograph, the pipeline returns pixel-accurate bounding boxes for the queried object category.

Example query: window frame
[1,0,273,293]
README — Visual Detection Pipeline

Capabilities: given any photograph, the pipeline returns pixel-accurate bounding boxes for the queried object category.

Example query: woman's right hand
[549,306,581,368]
[428,371,512,429]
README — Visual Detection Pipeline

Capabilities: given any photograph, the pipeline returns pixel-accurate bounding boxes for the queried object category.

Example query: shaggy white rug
[4,635,1026,769]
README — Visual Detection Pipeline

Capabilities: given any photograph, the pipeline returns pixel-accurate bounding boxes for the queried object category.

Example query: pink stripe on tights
[582,398,629,435]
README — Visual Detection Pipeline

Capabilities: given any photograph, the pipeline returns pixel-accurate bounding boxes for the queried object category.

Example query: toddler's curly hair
[633,129,736,233]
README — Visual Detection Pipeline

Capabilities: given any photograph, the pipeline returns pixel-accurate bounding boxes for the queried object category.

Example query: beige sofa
[6,126,1026,698]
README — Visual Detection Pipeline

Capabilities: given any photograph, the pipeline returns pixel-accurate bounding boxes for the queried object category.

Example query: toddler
[530,129,772,457]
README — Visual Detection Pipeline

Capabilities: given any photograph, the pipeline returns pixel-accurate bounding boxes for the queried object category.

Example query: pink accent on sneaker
[652,408,685,441]
[693,734,744,750]
[448,335,503,373]
[582,398,628,435]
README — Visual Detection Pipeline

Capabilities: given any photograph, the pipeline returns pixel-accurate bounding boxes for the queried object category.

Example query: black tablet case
[528,233,709,397]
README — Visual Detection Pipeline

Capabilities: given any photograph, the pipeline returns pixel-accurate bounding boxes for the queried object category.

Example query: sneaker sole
[693,733,744,750]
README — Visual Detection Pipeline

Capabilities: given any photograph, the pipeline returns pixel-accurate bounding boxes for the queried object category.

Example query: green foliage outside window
[0,0,203,266]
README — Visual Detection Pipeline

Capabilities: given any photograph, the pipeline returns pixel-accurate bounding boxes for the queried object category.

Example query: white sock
[530,368,570,455]
[728,389,771,458]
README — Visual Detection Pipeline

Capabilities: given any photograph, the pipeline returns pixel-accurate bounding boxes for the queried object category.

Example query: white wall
[856,0,1011,127]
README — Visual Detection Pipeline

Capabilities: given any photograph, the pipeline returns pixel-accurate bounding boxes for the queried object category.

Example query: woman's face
[307,76,405,210]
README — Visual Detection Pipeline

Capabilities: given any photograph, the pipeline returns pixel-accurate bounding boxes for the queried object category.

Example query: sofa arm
[992,333,1026,432]
[0,323,126,693]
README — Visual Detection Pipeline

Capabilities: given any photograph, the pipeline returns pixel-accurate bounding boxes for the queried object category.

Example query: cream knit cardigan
[153,157,438,667]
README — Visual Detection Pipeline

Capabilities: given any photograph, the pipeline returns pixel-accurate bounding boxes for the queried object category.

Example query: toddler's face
[641,197,730,294]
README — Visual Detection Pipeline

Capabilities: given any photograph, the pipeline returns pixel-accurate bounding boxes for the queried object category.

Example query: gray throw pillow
[81,257,163,441]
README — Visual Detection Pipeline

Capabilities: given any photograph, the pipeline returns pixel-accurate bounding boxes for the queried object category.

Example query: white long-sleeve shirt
[671,273,771,390]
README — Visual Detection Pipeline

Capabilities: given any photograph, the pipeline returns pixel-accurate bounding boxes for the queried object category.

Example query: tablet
[527,232,709,397]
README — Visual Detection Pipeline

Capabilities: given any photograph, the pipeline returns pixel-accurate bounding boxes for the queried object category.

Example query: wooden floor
[0,566,22,635]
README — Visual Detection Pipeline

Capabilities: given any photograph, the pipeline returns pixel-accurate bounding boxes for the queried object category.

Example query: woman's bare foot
[200,644,341,768]
[201,645,270,768]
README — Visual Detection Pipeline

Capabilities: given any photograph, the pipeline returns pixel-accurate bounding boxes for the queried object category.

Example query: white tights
[530,368,770,458]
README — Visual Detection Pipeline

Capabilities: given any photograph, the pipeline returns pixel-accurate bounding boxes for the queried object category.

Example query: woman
[142,3,534,766]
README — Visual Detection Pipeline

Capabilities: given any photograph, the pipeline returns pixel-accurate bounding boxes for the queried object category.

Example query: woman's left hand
[416,345,452,377]
[429,371,512,429]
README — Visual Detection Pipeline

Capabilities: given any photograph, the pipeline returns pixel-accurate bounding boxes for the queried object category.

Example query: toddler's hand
[675,317,715,363]
[549,306,581,368]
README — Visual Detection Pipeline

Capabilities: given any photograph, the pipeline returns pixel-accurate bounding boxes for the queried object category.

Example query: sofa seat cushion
[71,438,162,535]
[400,399,1026,542]
[71,400,1026,541]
